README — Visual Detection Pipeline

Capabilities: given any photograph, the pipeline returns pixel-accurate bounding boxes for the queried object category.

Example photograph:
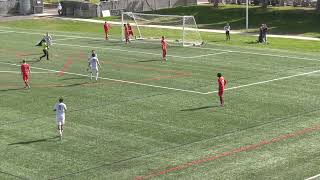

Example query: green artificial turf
[1,19,320,179]
[1,19,320,53]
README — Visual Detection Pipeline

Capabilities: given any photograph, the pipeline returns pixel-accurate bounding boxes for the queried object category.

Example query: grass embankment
[98,4,320,37]
[147,5,320,37]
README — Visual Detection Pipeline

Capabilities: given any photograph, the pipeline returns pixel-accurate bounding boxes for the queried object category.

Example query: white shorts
[56,116,65,125]
[91,68,98,73]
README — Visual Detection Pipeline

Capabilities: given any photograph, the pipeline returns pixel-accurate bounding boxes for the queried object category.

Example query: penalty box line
[3,61,320,96]
[305,173,320,180]
[204,69,320,94]
[0,61,207,95]
[0,29,227,59]
[1,28,320,62]
[53,42,229,59]
[0,70,56,74]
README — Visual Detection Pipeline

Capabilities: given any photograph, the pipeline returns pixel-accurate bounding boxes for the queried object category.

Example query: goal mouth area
[121,12,203,47]
[122,37,204,47]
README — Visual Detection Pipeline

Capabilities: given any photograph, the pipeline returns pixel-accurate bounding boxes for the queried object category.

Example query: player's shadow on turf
[180,105,219,111]
[61,76,88,81]
[136,59,161,63]
[56,82,88,87]
[60,77,86,81]
[8,136,60,145]
[245,41,260,44]
[0,88,24,92]
[28,59,42,64]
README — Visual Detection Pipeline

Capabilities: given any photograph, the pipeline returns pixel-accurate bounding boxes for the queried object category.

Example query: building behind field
[0,0,43,16]
[100,0,198,13]
[0,0,198,17]
[60,0,198,18]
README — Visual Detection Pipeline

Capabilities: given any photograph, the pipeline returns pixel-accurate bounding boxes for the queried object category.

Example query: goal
[121,12,203,47]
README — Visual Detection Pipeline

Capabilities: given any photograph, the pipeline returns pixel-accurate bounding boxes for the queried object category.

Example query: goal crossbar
[121,12,203,47]
[128,12,195,18]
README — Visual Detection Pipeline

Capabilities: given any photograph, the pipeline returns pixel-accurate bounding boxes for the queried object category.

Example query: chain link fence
[0,0,19,15]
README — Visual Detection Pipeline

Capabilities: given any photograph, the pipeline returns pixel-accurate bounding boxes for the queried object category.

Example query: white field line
[305,174,320,180]
[0,29,222,59]
[52,37,84,42]
[53,42,217,59]
[1,29,319,62]
[0,61,207,95]
[204,69,320,94]
[2,61,320,95]
[53,17,320,41]
[0,70,55,74]
[54,41,320,61]
[1,29,320,94]
[189,51,229,58]
[0,31,15,34]
[194,47,320,62]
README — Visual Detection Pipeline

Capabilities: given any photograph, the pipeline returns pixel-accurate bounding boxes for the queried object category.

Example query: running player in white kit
[88,53,101,81]
[54,97,67,139]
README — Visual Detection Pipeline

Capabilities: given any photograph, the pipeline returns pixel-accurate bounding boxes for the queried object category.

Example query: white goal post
[121,12,203,47]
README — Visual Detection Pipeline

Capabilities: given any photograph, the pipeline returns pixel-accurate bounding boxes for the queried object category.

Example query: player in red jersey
[124,24,130,44]
[20,60,31,89]
[217,73,227,106]
[103,21,110,40]
[161,36,169,61]
[127,23,134,39]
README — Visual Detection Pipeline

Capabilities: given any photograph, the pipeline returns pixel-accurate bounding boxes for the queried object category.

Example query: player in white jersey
[44,32,52,46]
[54,97,67,138]
[224,23,231,41]
[88,50,97,60]
[87,50,97,70]
[88,53,101,81]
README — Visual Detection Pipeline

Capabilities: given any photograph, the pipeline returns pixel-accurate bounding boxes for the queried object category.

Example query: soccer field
[1,20,320,180]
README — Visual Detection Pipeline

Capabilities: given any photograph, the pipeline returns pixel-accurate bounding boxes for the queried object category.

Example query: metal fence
[0,0,19,15]
[61,1,99,18]
[100,0,198,12]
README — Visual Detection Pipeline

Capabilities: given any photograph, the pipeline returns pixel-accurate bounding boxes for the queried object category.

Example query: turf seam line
[0,170,28,180]
[135,123,320,180]
[48,107,320,179]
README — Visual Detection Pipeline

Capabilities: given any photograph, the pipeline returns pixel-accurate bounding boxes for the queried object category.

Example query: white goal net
[121,12,203,47]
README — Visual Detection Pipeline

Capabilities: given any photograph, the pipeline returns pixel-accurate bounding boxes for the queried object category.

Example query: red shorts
[23,74,29,82]
[129,31,133,36]
[218,90,224,97]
